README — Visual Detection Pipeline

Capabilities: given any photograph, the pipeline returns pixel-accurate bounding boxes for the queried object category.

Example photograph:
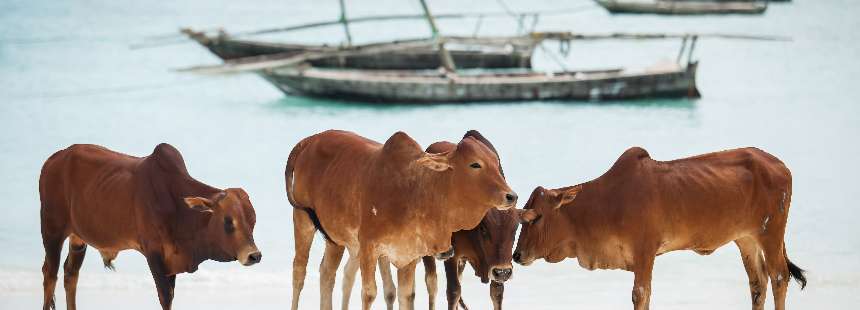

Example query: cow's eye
[479,226,489,239]
[470,162,482,169]
[532,214,542,225]
[224,217,235,233]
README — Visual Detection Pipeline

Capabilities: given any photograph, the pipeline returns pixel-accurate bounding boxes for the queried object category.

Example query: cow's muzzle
[434,246,455,261]
[497,192,518,210]
[513,251,533,266]
[240,250,262,266]
[490,266,513,282]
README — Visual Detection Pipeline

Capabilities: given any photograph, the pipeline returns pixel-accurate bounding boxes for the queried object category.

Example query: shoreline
[3,258,854,309]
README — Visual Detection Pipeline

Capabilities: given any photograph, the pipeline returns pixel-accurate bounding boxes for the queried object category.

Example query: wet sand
[3,253,853,309]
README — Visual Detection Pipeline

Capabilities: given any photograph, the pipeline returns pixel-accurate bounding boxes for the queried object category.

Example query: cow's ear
[212,191,228,205]
[463,130,499,155]
[184,197,214,213]
[519,209,538,224]
[417,154,452,172]
[554,185,582,210]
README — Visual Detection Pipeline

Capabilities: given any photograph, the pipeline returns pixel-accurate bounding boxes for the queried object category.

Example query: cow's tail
[285,138,332,242]
[784,246,807,290]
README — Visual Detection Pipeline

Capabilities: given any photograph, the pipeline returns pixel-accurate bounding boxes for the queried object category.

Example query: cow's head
[418,130,516,212]
[184,188,261,266]
[513,185,581,266]
[456,208,521,283]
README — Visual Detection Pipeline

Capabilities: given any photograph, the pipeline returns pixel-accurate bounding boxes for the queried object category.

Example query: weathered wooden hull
[185,31,533,70]
[595,0,768,15]
[261,62,700,103]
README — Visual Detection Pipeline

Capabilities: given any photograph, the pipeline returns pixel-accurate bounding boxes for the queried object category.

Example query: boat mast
[418,0,457,72]
[338,0,353,46]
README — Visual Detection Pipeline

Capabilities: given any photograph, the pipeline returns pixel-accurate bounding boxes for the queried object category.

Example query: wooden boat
[259,61,700,103]
[170,0,788,104]
[176,31,791,103]
[594,0,768,15]
[182,29,533,70]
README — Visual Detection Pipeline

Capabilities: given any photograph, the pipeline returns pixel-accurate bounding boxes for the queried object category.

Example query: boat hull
[187,32,533,70]
[595,0,768,15]
[262,63,700,103]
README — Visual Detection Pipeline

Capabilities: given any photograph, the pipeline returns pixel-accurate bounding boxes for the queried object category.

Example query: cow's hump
[148,143,189,175]
[382,131,423,159]
[620,147,651,161]
[605,146,652,175]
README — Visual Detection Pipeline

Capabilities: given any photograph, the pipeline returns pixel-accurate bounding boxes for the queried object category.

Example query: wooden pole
[529,31,790,42]
[222,7,594,38]
[175,39,438,74]
[418,0,456,72]
[687,35,698,66]
[676,36,688,64]
[338,0,353,46]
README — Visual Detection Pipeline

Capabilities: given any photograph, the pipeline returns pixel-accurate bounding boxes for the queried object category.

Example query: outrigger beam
[528,31,789,42]
[175,40,437,74]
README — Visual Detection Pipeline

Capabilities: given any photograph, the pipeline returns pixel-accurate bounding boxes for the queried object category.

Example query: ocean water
[1,0,858,309]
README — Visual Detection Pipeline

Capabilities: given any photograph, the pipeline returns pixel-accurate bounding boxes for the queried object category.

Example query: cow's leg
[456,260,468,310]
[145,255,176,310]
[762,237,790,310]
[378,257,397,310]
[341,253,359,310]
[63,235,87,310]
[358,248,379,310]
[292,208,317,310]
[490,281,504,310]
[736,237,768,310]
[422,256,437,310]
[41,232,65,310]
[166,276,176,308]
[631,254,655,310]
[321,241,346,310]
[397,259,419,310]
[443,259,461,310]
[359,249,379,310]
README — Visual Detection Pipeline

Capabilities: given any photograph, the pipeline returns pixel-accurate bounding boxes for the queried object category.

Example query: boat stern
[686,61,701,98]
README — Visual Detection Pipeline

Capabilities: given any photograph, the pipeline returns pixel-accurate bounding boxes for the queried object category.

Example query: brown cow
[422,140,520,310]
[39,143,261,310]
[330,138,521,310]
[286,130,516,310]
[513,147,806,310]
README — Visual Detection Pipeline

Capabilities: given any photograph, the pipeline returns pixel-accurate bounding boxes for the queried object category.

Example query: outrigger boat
[182,28,534,70]
[257,32,706,103]
[180,32,707,103]
[594,0,768,15]
[262,61,698,102]
[174,0,788,103]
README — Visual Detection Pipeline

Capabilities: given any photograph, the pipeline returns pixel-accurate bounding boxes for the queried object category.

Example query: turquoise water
[1,0,859,309]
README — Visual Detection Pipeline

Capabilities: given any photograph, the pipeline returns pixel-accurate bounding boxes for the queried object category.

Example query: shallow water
[1,0,859,308]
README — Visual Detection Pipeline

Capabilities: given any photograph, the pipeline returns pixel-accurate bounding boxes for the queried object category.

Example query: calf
[513,147,806,310]
[423,207,520,310]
